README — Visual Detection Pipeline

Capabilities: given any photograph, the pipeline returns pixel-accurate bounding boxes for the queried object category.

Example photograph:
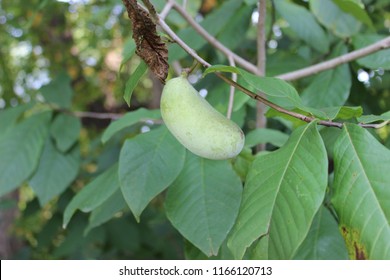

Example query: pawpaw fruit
[160,75,244,160]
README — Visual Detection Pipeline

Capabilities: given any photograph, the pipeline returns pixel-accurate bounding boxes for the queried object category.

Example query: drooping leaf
[310,0,361,38]
[123,60,149,107]
[353,34,390,70]
[228,122,328,259]
[332,123,390,259]
[41,71,73,108]
[50,113,81,152]
[29,140,80,206]
[63,164,120,228]
[293,206,349,260]
[165,152,243,256]
[119,126,185,221]
[274,0,329,53]
[245,128,289,148]
[0,112,51,196]
[122,0,168,83]
[301,43,352,108]
[101,108,161,143]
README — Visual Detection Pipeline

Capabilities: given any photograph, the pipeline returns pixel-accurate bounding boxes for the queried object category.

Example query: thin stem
[167,0,259,73]
[138,2,389,130]
[277,36,390,81]
[227,56,237,119]
[160,1,173,19]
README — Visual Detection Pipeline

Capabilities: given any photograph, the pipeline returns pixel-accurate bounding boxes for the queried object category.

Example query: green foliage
[332,124,390,259]
[165,152,242,256]
[228,122,328,259]
[119,126,186,221]
[0,0,389,260]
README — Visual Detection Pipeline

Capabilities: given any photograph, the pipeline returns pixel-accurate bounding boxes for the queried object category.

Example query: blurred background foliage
[0,0,389,259]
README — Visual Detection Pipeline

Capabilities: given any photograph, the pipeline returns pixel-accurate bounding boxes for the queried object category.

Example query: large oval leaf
[332,123,390,259]
[228,122,328,259]
[165,152,243,256]
[119,126,186,221]
[0,112,51,196]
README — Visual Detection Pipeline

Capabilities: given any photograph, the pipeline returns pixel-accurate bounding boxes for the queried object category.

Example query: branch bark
[277,36,390,81]
[166,1,390,81]
[137,2,389,129]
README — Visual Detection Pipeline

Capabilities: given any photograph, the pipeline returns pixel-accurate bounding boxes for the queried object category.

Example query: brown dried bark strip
[122,0,168,83]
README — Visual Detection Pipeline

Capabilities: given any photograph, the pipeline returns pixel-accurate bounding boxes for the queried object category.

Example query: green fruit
[160,75,245,160]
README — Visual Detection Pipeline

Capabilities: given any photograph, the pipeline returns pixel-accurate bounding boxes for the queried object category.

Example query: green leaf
[119,126,186,221]
[50,113,81,152]
[121,39,136,66]
[63,164,120,228]
[0,103,32,134]
[245,128,289,148]
[293,206,349,259]
[29,140,80,206]
[301,43,352,108]
[41,71,73,108]
[168,0,244,61]
[310,0,361,38]
[353,34,390,70]
[85,189,127,234]
[332,0,374,28]
[101,108,161,144]
[216,5,252,51]
[165,152,243,256]
[205,65,303,110]
[123,60,148,107]
[0,112,51,196]
[228,122,328,259]
[274,1,329,53]
[332,124,390,259]
[357,111,390,124]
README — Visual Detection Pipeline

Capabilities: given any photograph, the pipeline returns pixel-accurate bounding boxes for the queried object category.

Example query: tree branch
[138,2,389,129]
[277,36,390,81]
[166,1,390,82]
[167,0,258,74]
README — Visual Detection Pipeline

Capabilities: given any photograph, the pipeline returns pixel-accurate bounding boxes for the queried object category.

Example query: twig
[227,56,237,119]
[167,1,390,82]
[138,2,389,129]
[277,36,390,81]
[159,0,174,19]
[167,0,259,74]
[73,111,123,120]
